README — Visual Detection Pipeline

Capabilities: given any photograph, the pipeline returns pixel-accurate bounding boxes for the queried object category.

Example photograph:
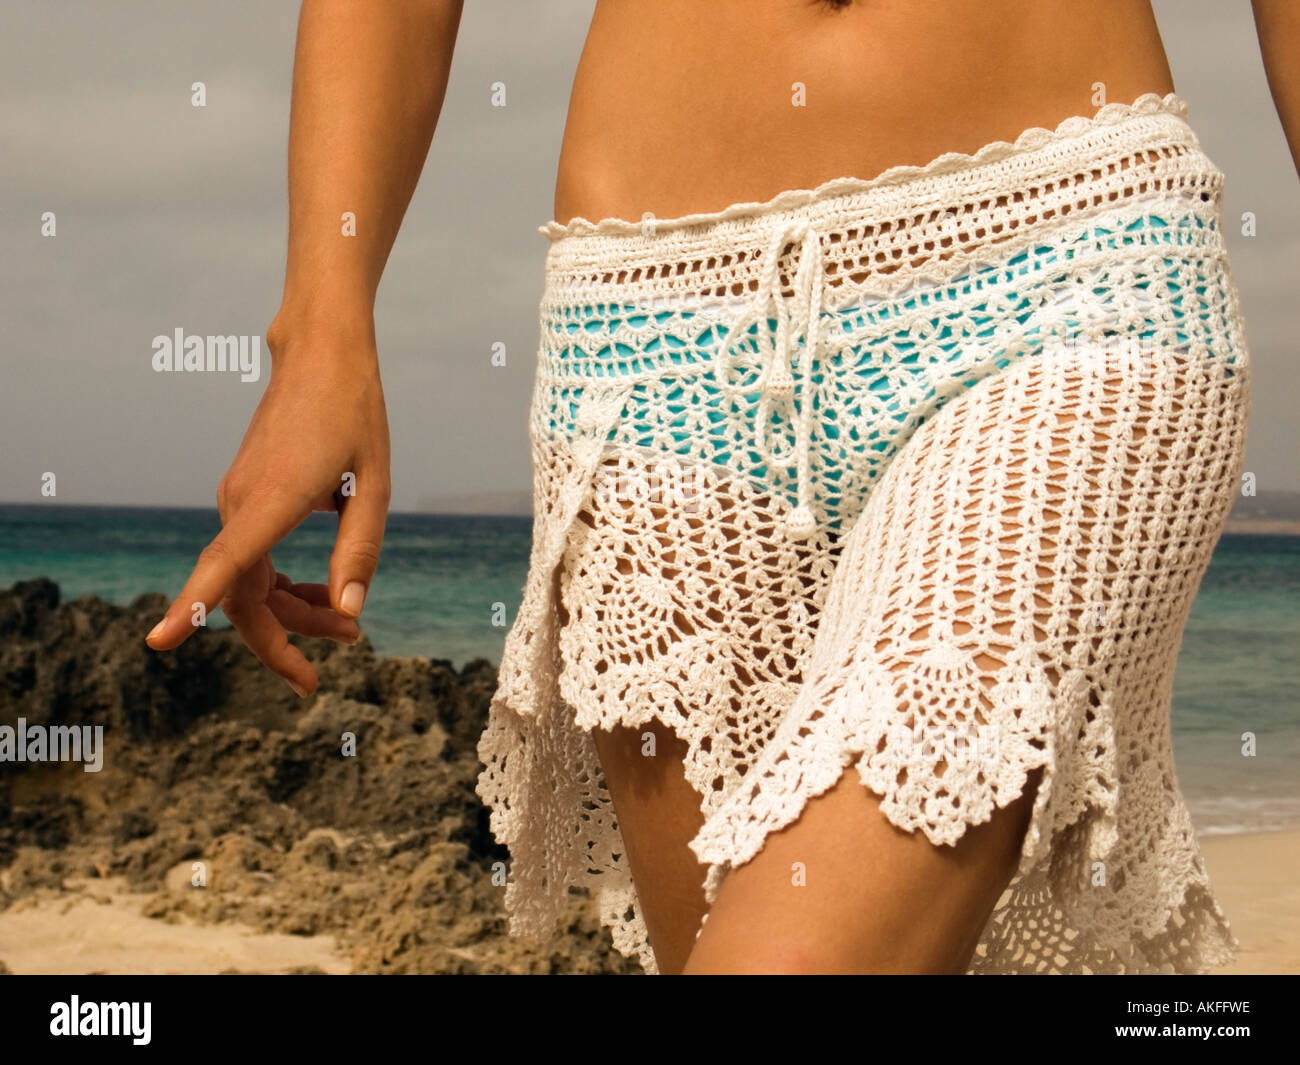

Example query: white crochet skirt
[476,92,1251,974]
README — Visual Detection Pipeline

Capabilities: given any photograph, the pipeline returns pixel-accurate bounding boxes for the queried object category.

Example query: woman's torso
[553,0,1175,225]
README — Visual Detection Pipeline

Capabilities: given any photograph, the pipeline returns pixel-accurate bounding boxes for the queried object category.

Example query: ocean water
[0,503,1295,835]
[0,504,530,669]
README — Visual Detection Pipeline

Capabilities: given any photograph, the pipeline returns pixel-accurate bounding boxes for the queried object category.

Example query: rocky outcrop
[0,579,640,974]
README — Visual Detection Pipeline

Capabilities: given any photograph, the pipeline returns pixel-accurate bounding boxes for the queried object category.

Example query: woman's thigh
[682,747,1039,974]
[592,709,1037,976]
[589,719,710,976]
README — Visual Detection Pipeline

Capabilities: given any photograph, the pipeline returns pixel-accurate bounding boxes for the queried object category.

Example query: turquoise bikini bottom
[537,210,1245,541]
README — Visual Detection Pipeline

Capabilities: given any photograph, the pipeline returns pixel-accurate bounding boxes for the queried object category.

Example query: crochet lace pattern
[476,93,1252,974]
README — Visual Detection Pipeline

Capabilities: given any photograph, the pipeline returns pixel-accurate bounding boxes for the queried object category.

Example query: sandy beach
[3,832,1293,976]
[0,578,1293,976]
[1200,830,1300,975]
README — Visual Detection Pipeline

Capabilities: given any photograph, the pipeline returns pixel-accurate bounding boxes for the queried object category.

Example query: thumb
[329,474,389,619]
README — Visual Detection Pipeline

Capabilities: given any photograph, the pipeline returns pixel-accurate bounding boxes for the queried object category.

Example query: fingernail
[341,581,366,617]
[146,619,166,644]
[288,680,309,698]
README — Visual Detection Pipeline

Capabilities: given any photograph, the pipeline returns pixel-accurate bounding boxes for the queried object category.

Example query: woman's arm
[146,0,465,697]
[1252,0,1300,179]
[272,0,464,339]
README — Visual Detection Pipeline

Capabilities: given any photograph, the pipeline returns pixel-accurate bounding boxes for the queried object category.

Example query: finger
[329,473,389,619]
[275,576,334,608]
[223,593,317,697]
[267,586,361,643]
[146,492,306,650]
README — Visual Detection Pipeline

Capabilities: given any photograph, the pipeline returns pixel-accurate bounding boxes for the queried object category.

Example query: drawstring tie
[719,216,826,541]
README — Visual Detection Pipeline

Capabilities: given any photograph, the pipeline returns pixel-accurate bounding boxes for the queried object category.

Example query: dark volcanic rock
[0,580,641,975]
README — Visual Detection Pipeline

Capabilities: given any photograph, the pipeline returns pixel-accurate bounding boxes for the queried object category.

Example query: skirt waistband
[538,92,1221,308]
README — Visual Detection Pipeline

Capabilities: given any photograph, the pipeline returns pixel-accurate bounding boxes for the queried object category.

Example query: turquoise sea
[1,503,1296,836]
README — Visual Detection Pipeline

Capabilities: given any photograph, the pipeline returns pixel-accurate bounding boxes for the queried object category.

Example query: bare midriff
[553,0,1176,226]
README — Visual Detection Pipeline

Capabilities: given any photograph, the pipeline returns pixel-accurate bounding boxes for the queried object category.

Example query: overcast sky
[1,0,1296,511]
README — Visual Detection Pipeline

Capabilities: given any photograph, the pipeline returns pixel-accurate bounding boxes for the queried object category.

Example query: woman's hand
[145,317,391,698]
[142,0,465,693]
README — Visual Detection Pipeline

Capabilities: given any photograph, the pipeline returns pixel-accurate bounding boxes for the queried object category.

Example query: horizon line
[0,500,534,519]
